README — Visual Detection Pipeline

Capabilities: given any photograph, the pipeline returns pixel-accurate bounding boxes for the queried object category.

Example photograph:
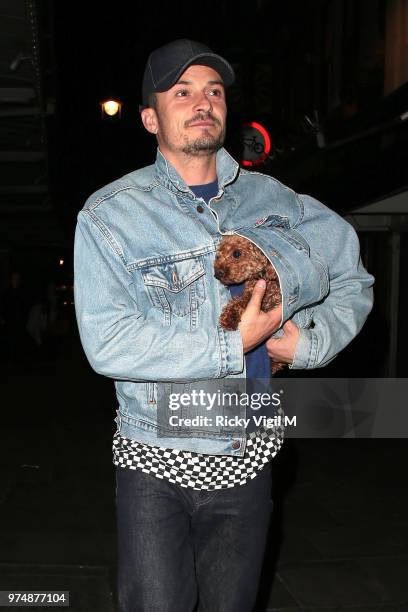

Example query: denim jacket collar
[154,147,240,195]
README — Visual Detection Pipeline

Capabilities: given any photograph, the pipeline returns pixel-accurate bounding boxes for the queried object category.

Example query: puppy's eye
[232,250,241,258]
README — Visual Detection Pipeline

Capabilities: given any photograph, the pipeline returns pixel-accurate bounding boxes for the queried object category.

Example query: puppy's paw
[271,361,286,376]
[220,303,242,331]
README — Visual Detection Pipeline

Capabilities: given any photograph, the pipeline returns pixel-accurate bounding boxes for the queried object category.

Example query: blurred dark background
[1,2,408,611]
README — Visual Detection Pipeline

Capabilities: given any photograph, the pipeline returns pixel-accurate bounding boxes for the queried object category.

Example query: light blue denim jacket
[74,147,374,456]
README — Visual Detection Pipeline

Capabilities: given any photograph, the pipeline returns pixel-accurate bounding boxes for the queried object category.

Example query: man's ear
[141,108,158,134]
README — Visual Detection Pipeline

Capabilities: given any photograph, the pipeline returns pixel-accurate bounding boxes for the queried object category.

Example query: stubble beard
[182,113,226,156]
[181,127,226,157]
[156,111,226,157]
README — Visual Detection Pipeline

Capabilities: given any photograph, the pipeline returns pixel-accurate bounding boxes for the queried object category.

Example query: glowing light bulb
[102,100,120,116]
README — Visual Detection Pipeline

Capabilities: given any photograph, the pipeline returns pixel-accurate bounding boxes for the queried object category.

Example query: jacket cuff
[219,327,244,375]
[290,328,318,370]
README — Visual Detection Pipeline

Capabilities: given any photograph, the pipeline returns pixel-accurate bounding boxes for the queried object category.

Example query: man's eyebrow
[174,79,225,86]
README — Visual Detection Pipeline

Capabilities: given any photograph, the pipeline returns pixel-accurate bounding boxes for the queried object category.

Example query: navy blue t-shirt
[190,181,270,379]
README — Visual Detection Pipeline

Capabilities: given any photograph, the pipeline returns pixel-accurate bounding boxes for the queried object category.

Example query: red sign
[241,121,271,167]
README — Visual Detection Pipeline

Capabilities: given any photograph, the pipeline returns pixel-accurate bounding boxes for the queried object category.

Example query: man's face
[143,65,227,158]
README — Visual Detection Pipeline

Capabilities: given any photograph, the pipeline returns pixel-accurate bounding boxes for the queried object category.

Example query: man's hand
[239,280,283,353]
[266,320,300,365]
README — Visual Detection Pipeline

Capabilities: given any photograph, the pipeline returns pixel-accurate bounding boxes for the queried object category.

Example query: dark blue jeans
[116,464,273,612]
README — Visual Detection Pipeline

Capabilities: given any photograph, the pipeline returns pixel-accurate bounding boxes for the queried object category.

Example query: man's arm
[239,280,284,353]
[74,211,244,381]
[268,194,374,369]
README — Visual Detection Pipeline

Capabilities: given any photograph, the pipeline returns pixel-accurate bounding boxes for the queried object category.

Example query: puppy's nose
[214,269,225,280]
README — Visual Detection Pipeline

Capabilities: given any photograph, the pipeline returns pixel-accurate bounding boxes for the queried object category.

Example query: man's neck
[159,148,217,186]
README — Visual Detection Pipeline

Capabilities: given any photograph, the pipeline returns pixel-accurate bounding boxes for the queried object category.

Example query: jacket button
[196,205,204,213]
[232,440,241,450]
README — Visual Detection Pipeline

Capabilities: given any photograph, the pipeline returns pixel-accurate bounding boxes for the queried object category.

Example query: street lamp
[101,99,122,118]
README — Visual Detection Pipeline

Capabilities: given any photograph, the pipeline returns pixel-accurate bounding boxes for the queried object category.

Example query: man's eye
[232,250,241,258]
[208,88,222,96]
[176,90,189,97]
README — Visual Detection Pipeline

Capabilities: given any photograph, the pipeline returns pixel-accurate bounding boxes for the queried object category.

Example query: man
[74,39,373,612]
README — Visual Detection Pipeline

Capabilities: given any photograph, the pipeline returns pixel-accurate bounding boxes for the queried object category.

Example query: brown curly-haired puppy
[214,235,284,375]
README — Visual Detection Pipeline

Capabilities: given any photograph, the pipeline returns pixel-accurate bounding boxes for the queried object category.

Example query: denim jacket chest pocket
[236,220,330,322]
[140,257,206,323]
[270,226,329,302]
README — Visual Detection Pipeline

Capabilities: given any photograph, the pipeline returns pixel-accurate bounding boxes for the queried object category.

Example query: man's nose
[193,91,212,113]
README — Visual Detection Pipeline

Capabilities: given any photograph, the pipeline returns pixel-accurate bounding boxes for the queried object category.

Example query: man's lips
[188,120,216,127]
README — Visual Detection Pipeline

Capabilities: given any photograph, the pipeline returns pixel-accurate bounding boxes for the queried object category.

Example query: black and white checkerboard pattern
[113,428,283,490]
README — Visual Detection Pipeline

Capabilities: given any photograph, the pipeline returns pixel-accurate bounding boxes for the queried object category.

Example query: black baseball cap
[140,39,235,110]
